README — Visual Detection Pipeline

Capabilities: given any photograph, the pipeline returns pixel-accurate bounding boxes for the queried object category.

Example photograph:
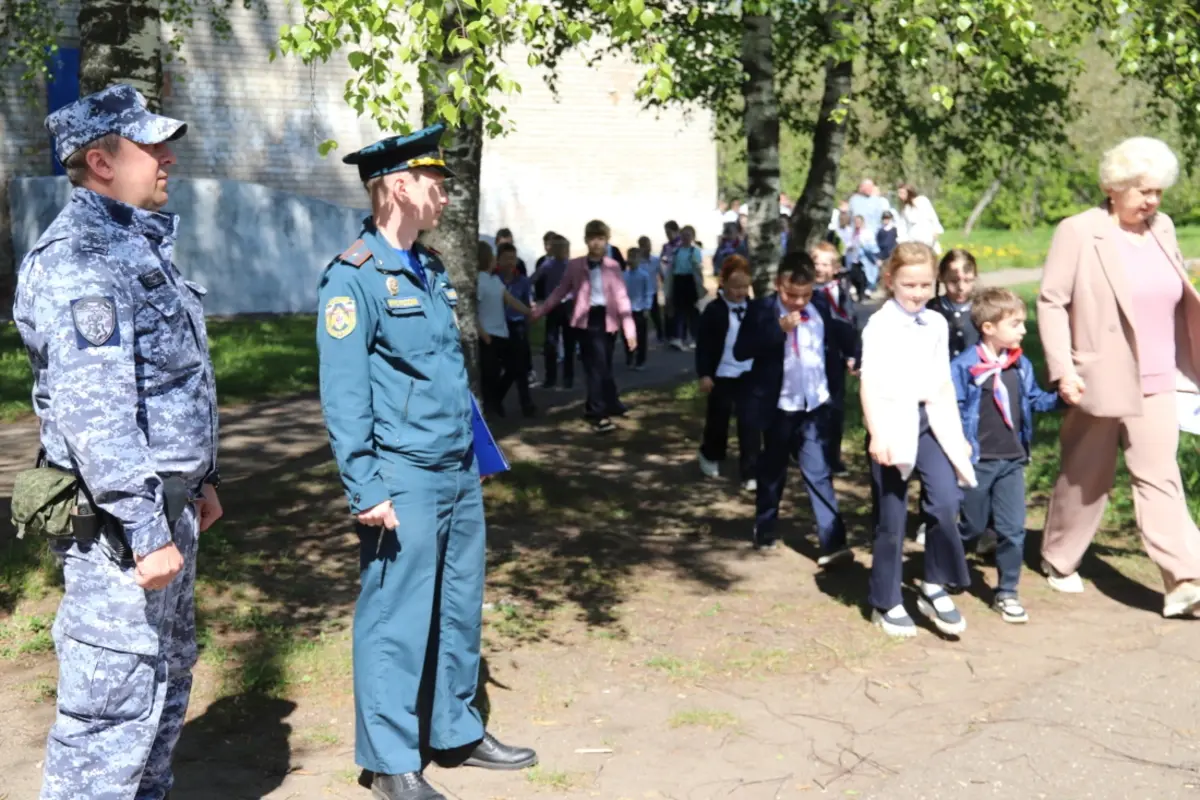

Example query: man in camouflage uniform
[13,83,222,800]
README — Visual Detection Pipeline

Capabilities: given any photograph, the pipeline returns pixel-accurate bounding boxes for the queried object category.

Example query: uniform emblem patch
[324,296,357,339]
[445,288,458,302]
[386,276,400,296]
[70,296,119,348]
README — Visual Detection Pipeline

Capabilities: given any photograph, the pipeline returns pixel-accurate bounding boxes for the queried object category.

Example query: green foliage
[275,0,675,151]
[0,1,63,98]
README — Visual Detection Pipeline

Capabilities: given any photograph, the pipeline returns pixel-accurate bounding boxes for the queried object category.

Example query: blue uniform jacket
[732,291,858,427]
[317,221,473,514]
[950,346,1062,464]
[13,187,219,558]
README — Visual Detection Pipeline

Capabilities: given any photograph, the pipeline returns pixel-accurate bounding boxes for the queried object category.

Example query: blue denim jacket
[950,346,1062,463]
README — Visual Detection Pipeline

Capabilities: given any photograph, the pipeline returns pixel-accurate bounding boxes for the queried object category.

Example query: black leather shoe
[461,732,538,770]
[369,772,446,800]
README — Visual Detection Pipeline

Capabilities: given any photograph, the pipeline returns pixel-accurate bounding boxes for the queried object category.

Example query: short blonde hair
[1099,136,1179,192]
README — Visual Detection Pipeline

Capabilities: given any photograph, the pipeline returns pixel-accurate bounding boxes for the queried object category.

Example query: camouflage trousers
[40,505,199,800]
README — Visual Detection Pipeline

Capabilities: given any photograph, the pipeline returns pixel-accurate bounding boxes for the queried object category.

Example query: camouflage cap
[45,83,188,166]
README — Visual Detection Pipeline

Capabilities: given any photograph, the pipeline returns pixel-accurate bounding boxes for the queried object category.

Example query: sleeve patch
[338,239,372,267]
[324,296,358,339]
[70,295,120,348]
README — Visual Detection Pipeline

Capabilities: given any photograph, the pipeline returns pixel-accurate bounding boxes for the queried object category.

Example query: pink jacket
[538,256,637,341]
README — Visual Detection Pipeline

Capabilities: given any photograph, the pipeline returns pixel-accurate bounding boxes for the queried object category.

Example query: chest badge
[324,296,357,339]
[386,276,400,296]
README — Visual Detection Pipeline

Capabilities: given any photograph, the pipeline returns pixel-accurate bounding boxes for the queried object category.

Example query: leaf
[317,139,339,157]
[639,8,656,28]
[687,6,700,24]
[629,0,645,18]
[348,50,369,68]
[956,15,971,33]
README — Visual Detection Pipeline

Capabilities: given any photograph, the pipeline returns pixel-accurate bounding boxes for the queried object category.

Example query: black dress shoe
[461,732,538,770]
[369,772,446,800]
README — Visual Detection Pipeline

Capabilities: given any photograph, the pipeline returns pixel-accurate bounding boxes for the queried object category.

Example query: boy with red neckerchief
[951,287,1063,624]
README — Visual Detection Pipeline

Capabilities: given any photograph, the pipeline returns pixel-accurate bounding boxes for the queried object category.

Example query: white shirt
[716,294,753,379]
[777,300,830,412]
[587,261,606,306]
[476,272,510,338]
[859,299,950,478]
[899,195,944,246]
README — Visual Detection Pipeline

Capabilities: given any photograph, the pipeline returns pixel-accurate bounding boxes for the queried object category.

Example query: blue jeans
[961,458,1026,596]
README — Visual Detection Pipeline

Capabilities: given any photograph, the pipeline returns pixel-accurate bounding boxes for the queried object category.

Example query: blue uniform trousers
[42,506,199,800]
[354,459,486,775]
[754,403,847,552]
[868,407,970,611]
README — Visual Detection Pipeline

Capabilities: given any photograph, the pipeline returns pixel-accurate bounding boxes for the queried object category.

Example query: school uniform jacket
[732,291,858,427]
[695,294,744,379]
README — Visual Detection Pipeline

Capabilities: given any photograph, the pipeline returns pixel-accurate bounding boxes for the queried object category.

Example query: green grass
[943,224,1200,272]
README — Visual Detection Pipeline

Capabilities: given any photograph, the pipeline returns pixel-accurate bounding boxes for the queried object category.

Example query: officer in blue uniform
[318,124,537,800]
[14,84,222,799]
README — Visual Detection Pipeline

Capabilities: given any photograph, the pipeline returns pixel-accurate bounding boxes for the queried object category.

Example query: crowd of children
[694,236,1065,637]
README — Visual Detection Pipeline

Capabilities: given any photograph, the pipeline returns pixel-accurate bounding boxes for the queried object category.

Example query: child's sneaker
[993,594,1028,624]
[915,583,967,635]
[591,418,616,434]
[872,605,917,638]
[741,478,757,493]
[698,452,720,479]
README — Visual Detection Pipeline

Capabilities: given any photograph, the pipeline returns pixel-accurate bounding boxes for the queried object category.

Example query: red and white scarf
[967,345,1022,428]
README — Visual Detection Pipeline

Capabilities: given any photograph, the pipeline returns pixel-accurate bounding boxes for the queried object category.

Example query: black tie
[588,260,602,271]
[733,306,746,322]
[914,312,926,326]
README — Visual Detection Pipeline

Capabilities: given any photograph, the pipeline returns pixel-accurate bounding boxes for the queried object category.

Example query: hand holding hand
[357,500,398,530]
[1058,374,1086,406]
[134,543,184,590]
[195,484,223,532]
[699,377,715,394]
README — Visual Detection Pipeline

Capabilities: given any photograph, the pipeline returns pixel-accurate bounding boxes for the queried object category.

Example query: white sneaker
[1163,581,1200,618]
[872,605,917,638]
[915,583,967,636]
[698,452,720,479]
[742,478,757,492]
[817,548,853,568]
[1042,560,1084,593]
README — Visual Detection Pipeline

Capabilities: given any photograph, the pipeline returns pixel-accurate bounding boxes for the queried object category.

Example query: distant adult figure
[1038,136,1200,618]
[849,179,891,232]
[896,183,944,253]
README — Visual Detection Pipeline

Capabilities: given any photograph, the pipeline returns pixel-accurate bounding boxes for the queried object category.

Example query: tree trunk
[963,173,1005,236]
[741,13,781,298]
[422,15,485,397]
[78,0,163,108]
[788,3,853,255]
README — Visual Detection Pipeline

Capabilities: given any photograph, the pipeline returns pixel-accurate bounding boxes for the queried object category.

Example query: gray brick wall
[1,2,716,274]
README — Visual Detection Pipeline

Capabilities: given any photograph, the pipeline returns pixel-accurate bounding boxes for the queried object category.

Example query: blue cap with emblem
[45,83,188,166]
[342,123,455,182]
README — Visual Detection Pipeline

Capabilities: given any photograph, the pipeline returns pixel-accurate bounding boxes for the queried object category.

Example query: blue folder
[471,395,510,476]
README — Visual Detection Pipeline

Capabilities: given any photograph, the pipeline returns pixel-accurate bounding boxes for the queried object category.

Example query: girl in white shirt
[859,242,976,638]
[897,183,945,254]
[476,241,533,417]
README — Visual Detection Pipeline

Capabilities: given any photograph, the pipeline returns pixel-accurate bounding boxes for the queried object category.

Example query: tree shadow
[172,695,298,800]
[1023,526,1163,615]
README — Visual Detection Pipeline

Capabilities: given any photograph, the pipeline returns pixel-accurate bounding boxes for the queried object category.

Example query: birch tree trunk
[78,0,163,107]
[741,12,782,298]
[963,174,1005,236]
[788,2,853,254]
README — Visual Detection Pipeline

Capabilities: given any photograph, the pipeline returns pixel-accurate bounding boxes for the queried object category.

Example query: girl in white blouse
[859,242,976,638]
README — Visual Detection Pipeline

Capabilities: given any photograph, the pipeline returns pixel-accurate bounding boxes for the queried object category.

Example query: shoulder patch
[324,296,358,339]
[139,270,167,289]
[71,296,120,348]
[338,239,372,268]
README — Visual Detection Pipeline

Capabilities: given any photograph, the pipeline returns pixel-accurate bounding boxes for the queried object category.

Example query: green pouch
[10,467,78,539]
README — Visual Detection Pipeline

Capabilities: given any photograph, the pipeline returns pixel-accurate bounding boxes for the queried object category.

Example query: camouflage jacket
[13,187,218,557]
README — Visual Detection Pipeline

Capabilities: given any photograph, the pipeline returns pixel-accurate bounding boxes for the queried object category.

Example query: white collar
[888,298,928,324]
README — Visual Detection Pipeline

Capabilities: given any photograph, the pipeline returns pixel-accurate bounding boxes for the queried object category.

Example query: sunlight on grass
[947,225,1200,272]
[0,612,54,660]
[525,766,584,792]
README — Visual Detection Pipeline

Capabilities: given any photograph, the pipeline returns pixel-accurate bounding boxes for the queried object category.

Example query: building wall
[2,2,716,284]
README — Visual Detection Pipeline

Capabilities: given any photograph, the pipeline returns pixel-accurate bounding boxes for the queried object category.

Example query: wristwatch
[204,471,221,490]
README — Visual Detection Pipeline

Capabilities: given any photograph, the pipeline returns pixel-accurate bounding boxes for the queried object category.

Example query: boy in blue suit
[734,251,859,565]
[951,287,1061,624]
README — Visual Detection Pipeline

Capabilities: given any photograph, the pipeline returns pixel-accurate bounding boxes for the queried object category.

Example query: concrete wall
[10,176,367,316]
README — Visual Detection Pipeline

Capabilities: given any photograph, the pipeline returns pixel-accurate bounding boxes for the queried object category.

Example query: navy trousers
[868,407,970,611]
[961,458,1027,596]
[755,403,847,552]
[701,376,759,482]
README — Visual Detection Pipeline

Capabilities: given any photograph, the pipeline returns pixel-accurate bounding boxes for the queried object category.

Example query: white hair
[1098,136,1179,192]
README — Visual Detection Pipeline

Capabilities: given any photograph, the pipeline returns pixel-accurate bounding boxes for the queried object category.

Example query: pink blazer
[538,256,637,341]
